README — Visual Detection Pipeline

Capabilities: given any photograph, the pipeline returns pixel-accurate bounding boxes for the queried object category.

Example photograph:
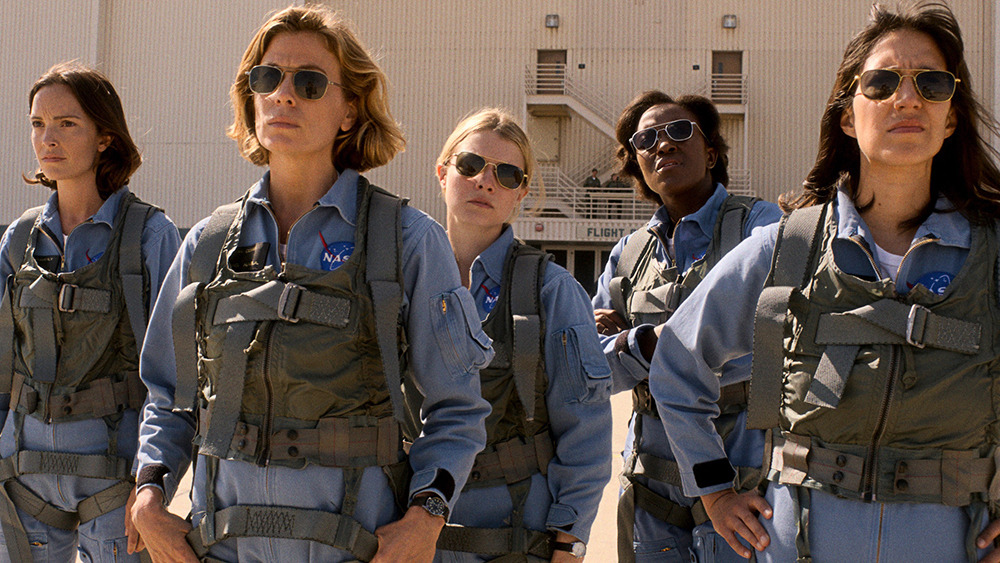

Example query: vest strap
[186,504,379,561]
[0,450,130,481]
[365,187,406,424]
[609,229,656,323]
[465,432,553,487]
[0,209,44,400]
[20,278,112,314]
[211,279,350,328]
[629,281,683,315]
[632,379,749,419]
[119,195,154,347]
[509,250,548,422]
[769,433,994,505]
[172,282,201,412]
[436,524,553,558]
[198,322,256,458]
[12,370,143,422]
[748,205,826,430]
[806,301,982,408]
[221,415,403,467]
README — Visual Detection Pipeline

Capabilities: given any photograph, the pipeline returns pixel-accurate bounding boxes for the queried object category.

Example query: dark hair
[25,61,141,200]
[229,4,405,171]
[784,1,1000,226]
[613,90,729,205]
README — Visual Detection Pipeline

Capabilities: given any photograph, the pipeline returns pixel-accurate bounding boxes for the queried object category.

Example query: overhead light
[722,14,738,29]
[545,14,560,28]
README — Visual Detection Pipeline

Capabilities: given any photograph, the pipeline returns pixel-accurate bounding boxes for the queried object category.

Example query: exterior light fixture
[545,14,560,28]
[722,14,738,29]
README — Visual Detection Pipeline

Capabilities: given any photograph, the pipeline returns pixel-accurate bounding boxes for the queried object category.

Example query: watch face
[422,495,447,517]
[570,542,586,558]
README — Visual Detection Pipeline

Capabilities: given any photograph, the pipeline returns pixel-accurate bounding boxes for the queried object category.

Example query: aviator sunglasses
[629,119,705,152]
[450,152,526,190]
[246,64,343,100]
[852,69,959,103]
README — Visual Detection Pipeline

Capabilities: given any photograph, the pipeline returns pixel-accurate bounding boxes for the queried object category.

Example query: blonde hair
[228,4,405,171]
[437,107,536,190]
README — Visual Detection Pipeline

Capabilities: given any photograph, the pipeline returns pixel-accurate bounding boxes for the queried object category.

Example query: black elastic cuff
[614,330,631,355]
[693,458,736,489]
[429,469,456,502]
[137,465,169,489]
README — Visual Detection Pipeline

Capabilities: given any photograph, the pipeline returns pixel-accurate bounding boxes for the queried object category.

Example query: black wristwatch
[552,540,586,558]
[409,494,449,520]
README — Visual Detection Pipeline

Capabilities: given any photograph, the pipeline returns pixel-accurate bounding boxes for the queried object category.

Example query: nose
[268,71,296,105]
[473,164,498,191]
[893,74,923,108]
[40,125,58,146]
[653,131,677,154]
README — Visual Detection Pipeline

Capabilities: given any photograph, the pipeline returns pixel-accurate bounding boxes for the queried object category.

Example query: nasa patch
[692,250,707,262]
[319,232,354,272]
[480,283,500,313]
[909,271,953,295]
[86,249,104,264]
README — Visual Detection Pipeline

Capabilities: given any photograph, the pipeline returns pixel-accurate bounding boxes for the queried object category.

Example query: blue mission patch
[319,233,354,272]
[909,271,953,295]
[480,283,500,313]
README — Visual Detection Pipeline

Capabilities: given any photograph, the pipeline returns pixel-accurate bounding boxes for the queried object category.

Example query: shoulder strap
[609,229,656,321]
[172,198,242,412]
[118,194,157,348]
[0,207,43,398]
[705,195,759,267]
[507,242,551,422]
[747,203,826,430]
[364,178,408,423]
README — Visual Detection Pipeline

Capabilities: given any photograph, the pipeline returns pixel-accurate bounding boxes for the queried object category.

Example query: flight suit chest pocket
[431,290,493,378]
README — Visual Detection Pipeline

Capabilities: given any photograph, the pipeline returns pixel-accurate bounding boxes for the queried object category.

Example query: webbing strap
[465,432,553,486]
[0,483,32,562]
[211,280,350,328]
[119,196,153,347]
[631,478,697,529]
[629,281,682,314]
[171,282,201,412]
[227,416,402,467]
[436,523,553,558]
[0,209,40,398]
[188,202,242,287]
[366,188,406,423]
[617,482,637,563]
[15,371,143,421]
[4,477,131,531]
[187,504,380,561]
[510,250,547,422]
[705,195,757,266]
[609,229,656,322]
[747,205,825,430]
[198,322,256,457]
[21,277,112,313]
[0,450,130,481]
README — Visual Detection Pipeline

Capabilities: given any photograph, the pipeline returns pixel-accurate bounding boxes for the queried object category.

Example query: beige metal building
[1,0,996,294]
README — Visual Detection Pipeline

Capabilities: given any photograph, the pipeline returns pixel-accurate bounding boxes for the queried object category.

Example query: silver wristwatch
[410,494,448,519]
[552,540,587,558]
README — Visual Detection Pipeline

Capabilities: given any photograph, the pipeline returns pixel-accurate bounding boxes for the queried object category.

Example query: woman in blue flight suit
[591,92,780,562]
[433,108,612,562]
[0,62,180,562]
[649,3,1000,562]
[129,6,492,563]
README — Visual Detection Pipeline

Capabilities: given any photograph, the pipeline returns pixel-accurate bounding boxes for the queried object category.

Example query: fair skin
[704,30,1000,562]
[129,31,439,563]
[594,104,717,355]
[29,83,111,235]
[438,130,528,287]
[439,129,582,562]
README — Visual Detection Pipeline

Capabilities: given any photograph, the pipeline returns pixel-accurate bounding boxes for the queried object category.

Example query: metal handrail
[710,73,746,104]
[525,63,618,127]
[525,165,655,221]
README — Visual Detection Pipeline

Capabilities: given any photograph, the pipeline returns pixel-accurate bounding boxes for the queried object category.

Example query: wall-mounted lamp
[545,14,560,28]
[721,14,738,29]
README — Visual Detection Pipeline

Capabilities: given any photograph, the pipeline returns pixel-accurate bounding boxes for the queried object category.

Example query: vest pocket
[559,324,612,404]
[430,290,493,378]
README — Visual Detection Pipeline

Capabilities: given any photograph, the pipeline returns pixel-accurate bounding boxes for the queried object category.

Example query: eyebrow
[259,61,329,73]
[29,114,84,120]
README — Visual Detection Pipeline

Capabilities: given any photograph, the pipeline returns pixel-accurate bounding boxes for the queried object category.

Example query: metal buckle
[57,284,77,313]
[905,304,929,348]
[277,283,304,323]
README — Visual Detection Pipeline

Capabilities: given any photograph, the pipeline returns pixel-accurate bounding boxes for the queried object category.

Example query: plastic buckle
[58,284,77,313]
[277,283,304,323]
[905,304,929,349]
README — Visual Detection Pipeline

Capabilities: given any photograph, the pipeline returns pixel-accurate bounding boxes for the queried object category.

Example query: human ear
[840,107,857,139]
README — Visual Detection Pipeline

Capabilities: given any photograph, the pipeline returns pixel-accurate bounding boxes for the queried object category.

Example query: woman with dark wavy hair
[0,61,180,562]
[591,91,780,562]
[649,2,1000,561]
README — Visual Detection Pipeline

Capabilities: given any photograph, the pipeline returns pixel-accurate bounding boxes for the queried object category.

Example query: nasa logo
[692,250,706,262]
[481,283,500,313]
[319,232,354,272]
[86,249,104,264]
[909,271,953,295]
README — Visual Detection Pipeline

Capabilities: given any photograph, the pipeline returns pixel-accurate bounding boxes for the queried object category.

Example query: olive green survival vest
[748,202,1000,562]
[436,240,556,561]
[0,193,154,562]
[611,195,762,562]
[172,178,410,562]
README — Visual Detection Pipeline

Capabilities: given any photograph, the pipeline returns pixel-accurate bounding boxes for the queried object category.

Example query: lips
[266,117,298,128]
[888,119,925,133]
[468,198,493,209]
[40,155,65,162]
[655,158,681,171]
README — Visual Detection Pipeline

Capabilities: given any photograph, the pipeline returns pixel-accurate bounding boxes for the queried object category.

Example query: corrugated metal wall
[0,0,994,228]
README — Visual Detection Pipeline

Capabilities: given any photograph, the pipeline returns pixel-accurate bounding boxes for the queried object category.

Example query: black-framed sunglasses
[246,64,343,101]
[629,119,705,152]
[851,68,959,103]
[450,151,526,190]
